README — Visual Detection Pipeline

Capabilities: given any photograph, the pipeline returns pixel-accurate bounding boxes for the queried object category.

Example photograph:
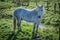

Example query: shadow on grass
[7,31,20,40]
[7,31,38,40]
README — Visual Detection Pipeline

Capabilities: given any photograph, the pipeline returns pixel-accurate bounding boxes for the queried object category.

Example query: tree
[0,0,5,2]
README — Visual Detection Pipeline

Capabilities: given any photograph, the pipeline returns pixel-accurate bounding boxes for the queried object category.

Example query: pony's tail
[13,17,16,32]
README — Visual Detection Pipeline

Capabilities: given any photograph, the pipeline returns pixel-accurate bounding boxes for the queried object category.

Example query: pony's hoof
[32,37,35,39]
[18,30,22,32]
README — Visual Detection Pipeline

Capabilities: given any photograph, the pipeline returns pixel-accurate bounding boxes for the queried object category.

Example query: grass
[0,19,59,40]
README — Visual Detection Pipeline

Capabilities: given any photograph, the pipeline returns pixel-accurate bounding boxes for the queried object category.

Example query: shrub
[0,2,15,9]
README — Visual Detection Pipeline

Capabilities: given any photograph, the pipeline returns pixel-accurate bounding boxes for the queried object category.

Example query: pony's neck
[34,8,38,13]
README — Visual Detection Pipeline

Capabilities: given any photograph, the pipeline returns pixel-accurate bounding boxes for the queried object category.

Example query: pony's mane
[16,7,37,11]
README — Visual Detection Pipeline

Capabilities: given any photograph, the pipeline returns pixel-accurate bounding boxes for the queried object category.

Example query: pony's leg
[17,19,22,31]
[35,23,39,37]
[13,17,16,32]
[32,23,36,39]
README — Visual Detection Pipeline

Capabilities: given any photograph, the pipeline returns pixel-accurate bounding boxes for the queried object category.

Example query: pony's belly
[23,19,35,23]
[22,16,37,23]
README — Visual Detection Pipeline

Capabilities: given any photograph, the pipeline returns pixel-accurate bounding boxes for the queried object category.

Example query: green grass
[0,19,59,40]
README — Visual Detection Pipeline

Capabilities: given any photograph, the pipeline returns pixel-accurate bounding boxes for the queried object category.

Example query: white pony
[13,5,44,38]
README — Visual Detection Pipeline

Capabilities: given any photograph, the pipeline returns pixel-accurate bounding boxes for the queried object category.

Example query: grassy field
[0,1,59,40]
[0,19,59,40]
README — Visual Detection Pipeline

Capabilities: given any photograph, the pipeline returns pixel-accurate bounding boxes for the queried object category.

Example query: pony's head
[36,5,44,20]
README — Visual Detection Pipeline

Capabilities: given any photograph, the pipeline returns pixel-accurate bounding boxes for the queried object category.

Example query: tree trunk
[54,3,56,14]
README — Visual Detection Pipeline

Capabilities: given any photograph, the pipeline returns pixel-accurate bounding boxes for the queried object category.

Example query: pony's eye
[41,10,42,11]
[38,16,41,18]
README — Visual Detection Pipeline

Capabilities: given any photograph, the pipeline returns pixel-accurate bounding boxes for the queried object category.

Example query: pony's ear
[38,5,43,8]
[36,5,39,7]
[41,5,43,7]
